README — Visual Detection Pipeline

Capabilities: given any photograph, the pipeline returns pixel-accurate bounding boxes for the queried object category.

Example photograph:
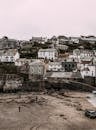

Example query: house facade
[80,50,94,58]
[29,61,45,80]
[62,60,77,72]
[80,65,96,78]
[48,62,62,72]
[72,49,94,62]
[69,37,80,44]
[0,49,20,63]
[38,49,58,60]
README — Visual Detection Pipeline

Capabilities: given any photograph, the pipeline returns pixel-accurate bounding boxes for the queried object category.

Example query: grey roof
[39,48,57,52]
[0,37,19,49]
[70,37,80,39]
[49,62,61,66]
[29,61,44,66]
[80,37,96,41]
[16,58,32,63]
[58,36,68,39]
[32,37,43,40]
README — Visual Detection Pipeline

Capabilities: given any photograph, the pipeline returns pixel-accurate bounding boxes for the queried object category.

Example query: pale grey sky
[0,0,96,40]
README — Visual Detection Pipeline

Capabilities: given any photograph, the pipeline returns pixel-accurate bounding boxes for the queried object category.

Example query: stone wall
[0,74,95,93]
[84,76,96,87]
[0,74,23,92]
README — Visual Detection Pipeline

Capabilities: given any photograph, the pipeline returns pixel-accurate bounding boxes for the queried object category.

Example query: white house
[73,49,94,58]
[38,49,58,60]
[80,50,94,58]
[80,65,96,78]
[48,62,62,71]
[72,49,94,63]
[0,49,20,62]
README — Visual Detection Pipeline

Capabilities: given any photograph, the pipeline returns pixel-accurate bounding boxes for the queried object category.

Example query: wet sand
[0,91,96,130]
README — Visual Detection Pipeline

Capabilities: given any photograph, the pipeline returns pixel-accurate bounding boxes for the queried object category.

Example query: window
[10,56,14,61]
[65,64,67,67]
[31,68,34,73]
[69,64,71,67]
[72,64,74,68]
[38,68,41,74]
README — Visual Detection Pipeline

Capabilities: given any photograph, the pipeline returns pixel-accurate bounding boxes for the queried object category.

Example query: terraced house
[38,49,58,60]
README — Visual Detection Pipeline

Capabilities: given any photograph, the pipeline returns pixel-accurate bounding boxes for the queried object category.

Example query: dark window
[65,64,67,67]
[72,64,74,68]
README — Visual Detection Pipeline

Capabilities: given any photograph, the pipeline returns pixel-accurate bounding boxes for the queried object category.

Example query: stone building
[29,61,45,80]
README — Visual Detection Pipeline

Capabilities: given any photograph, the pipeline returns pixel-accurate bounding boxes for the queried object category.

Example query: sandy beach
[0,91,96,130]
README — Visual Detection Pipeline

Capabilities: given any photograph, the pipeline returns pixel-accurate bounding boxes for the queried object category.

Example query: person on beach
[19,106,21,112]
[36,96,38,102]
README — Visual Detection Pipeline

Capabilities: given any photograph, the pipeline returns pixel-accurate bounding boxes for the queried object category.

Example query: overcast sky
[0,0,96,40]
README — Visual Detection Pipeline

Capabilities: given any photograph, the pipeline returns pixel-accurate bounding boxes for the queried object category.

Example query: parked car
[85,109,96,119]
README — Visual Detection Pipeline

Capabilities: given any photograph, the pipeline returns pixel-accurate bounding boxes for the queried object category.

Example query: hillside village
[0,35,96,92]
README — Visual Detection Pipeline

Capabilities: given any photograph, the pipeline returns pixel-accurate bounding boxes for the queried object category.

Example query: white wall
[48,64,62,71]
[0,52,20,63]
[81,66,96,78]
[38,50,58,60]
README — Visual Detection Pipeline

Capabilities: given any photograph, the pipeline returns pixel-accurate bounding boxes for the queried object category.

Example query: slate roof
[39,49,57,52]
